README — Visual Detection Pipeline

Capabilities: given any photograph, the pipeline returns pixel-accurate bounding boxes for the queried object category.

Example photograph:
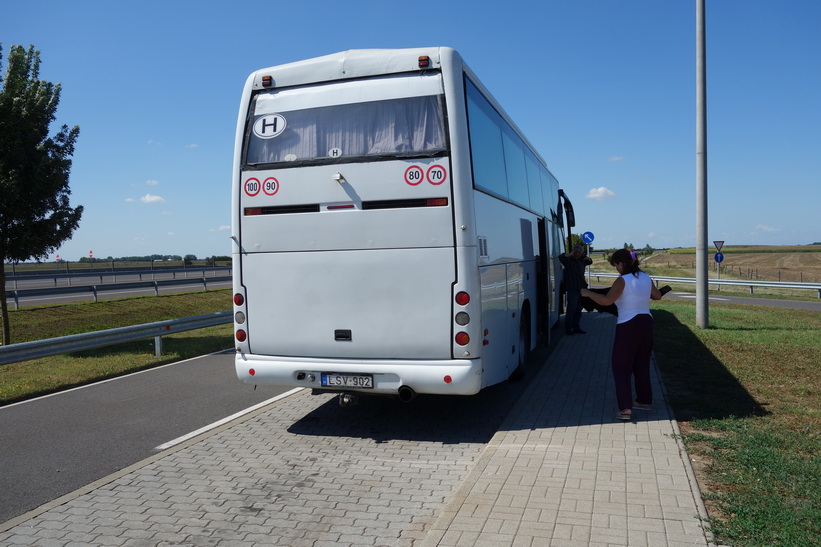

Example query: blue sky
[2,0,819,261]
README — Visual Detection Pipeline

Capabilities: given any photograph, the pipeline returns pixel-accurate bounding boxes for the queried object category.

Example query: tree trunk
[1,265,10,345]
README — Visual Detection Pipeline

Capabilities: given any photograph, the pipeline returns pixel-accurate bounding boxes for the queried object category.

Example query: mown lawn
[651,299,820,546]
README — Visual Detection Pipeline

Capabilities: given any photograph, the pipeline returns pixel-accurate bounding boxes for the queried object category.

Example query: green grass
[651,299,821,546]
[0,290,232,404]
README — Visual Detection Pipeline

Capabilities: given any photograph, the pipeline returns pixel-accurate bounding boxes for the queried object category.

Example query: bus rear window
[244,95,447,166]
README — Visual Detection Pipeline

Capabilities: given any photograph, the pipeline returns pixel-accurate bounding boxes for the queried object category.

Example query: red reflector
[245,208,263,216]
[426,198,448,207]
[443,375,453,384]
[234,293,244,306]
[249,368,256,376]
[327,204,355,210]
[455,292,470,306]
[236,330,247,342]
[418,55,430,68]
[455,332,470,346]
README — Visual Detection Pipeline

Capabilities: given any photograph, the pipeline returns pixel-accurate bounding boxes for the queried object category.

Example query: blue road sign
[582,232,595,244]
[715,252,725,263]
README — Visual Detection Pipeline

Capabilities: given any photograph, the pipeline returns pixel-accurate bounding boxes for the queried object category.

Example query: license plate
[321,373,373,389]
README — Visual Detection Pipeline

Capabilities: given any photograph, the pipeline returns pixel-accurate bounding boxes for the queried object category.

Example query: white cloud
[210,225,231,233]
[146,179,160,186]
[647,232,656,238]
[124,198,135,202]
[607,156,624,162]
[140,193,166,204]
[756,224,780,232]
[585,187,616,201]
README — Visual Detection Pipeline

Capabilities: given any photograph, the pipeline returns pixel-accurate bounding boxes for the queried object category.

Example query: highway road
[0,351,288,524]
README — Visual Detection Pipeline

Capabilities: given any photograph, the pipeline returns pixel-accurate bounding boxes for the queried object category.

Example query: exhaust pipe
[397,385,416,403]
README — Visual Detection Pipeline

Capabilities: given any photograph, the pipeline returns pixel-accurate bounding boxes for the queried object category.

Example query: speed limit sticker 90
[262,177,279,196]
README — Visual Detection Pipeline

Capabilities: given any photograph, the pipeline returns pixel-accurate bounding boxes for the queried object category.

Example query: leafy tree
[0,45,83,344]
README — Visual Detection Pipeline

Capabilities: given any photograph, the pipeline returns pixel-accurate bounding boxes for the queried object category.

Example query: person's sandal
[615,410,632,421]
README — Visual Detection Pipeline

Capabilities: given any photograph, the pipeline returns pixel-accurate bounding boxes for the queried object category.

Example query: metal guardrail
[5,266,231,288]
[5,276,232,310]
[0,312,232,365]
[588,272,821,298]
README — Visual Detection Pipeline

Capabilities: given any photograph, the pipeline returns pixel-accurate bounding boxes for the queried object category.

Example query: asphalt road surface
[0,351,288,524]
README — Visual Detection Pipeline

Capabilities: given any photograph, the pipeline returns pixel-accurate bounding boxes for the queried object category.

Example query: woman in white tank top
[581,249,663,421]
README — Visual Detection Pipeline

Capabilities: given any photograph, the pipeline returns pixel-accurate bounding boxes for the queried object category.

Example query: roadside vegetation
[0,290,232,405]
[651,299,820,546]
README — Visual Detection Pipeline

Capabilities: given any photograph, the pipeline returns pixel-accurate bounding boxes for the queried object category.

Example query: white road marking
[154,388,303,450]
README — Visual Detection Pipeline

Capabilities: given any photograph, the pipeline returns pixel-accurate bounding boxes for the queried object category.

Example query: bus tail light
[236,330,247,342]
[234,293,244,306]
[455,312,470,326]
[455,292,470,306]
[418,56,431,68]
[455,332,470,346]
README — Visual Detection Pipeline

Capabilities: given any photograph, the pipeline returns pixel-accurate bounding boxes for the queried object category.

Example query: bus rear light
[261,75,273,87]
[234,293,244,306]
[455,292,470,306]
[244,208,263,216]
[236,330,247,342]
[235,311,246,324]
[443,375,452,384]
[426,198,448,207]
[455,312,470,326]
[249,368,256,376]
[455,332,470,346]
[418,55,431,68]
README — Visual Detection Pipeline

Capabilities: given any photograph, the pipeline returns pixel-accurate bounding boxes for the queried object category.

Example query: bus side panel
[241,247,455,360]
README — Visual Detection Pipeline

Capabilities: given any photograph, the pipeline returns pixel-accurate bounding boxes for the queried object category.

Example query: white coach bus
[231,47,574,403]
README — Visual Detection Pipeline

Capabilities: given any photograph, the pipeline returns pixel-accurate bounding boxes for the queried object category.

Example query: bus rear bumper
[235,353,483,396]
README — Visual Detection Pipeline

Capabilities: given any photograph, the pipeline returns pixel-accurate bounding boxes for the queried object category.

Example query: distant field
[591,246,821,287]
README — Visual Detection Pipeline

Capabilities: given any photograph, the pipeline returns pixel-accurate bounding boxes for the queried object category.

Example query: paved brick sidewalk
[424,312,711,546]
[1,313,710,546]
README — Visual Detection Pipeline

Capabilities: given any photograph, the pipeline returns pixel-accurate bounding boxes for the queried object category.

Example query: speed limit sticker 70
[427,165,447,185]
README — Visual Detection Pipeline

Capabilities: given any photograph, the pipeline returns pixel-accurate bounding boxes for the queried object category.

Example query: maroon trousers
[612,314,654,411]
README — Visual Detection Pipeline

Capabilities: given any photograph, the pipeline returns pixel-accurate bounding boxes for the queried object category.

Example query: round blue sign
[715,252,725,263]
[582,231,595,244]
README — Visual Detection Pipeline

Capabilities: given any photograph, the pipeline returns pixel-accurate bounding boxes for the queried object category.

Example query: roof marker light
[418,56,430,68]
[261,75,273,87]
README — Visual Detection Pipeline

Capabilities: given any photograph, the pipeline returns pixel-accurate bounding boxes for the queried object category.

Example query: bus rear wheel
[510,311,530,381]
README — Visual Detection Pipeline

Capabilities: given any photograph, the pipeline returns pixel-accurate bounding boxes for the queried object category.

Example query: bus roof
[246,47,459,91]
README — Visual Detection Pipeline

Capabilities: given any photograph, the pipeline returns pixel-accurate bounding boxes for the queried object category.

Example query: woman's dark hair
[609,248,641,276]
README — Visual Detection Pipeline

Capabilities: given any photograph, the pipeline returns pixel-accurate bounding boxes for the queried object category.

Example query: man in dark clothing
[559,245,592,335]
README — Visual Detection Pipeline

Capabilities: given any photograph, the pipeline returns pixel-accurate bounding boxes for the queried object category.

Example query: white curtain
[246,95,446,165]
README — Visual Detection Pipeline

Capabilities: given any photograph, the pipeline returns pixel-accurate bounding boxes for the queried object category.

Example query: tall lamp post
[696,0,709,328]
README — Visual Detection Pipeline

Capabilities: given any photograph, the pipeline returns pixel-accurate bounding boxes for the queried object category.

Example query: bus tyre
[510,313,530,382]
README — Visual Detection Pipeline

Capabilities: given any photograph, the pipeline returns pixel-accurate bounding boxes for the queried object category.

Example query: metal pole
[696,0,709,328]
